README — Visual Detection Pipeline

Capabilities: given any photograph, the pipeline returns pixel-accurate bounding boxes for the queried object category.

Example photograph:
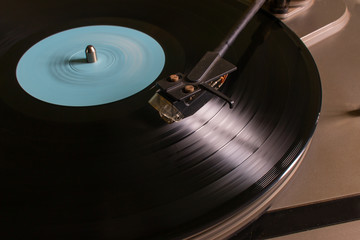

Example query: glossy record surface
[0,0,321,239]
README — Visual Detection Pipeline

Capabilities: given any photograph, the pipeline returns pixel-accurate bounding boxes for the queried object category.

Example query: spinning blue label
[16,25,165,106]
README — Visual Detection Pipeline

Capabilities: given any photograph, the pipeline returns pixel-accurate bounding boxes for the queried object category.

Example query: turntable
[0,0,358,239]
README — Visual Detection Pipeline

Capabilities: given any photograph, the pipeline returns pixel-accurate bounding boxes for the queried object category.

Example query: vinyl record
[0,0,321,239]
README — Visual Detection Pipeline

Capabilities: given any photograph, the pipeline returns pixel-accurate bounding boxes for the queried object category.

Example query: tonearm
[149,0,270,123]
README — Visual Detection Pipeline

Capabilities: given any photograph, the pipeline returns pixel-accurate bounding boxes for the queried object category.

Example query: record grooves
[0,0,321,239]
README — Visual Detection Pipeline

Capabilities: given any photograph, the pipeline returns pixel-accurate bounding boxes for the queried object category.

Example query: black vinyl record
[0,0,321,239]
